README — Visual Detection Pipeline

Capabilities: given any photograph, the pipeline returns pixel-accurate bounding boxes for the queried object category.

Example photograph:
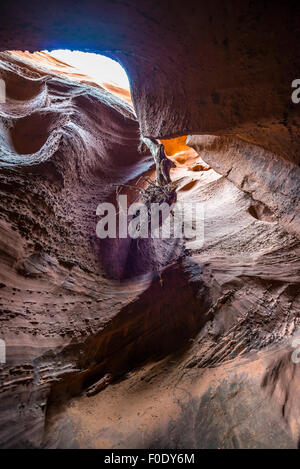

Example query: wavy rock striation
[0,51,156,447]
[1,1,299,162]
[0,1,299,449]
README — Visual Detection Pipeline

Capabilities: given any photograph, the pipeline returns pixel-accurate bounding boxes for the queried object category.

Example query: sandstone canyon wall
[0,0,299,449]
[1,0,299,162]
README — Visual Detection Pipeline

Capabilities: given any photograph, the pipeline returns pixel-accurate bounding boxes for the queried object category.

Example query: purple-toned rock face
[0,2,300,449]
[1,1,300,162]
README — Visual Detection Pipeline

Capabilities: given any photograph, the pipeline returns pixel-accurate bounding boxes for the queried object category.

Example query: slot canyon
[0,0,300,450]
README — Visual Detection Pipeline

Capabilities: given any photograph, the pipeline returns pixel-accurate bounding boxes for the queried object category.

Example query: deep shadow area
[248,204,276,223]
[45,260,211,425]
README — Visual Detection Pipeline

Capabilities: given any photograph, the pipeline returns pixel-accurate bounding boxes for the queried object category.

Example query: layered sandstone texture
[1,0,300,162]
[0,0,299,449]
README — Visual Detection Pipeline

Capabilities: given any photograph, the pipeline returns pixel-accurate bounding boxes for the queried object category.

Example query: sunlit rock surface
[0,1,299,449]
[9,51,132,104]
[187,135,300,237]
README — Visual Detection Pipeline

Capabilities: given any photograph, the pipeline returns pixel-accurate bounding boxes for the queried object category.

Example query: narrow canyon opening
[0,1,300,450]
